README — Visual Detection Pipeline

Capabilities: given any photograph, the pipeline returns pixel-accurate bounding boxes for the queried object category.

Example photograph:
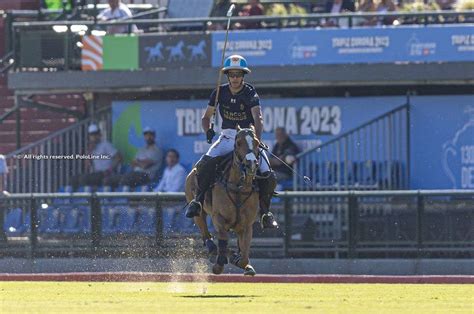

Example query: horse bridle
[234,130,260,182]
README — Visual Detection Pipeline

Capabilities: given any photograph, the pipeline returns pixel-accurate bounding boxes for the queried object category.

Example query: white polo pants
[205,129,270,173]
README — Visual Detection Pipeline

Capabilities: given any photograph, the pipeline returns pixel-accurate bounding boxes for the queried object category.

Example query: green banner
[103,36,139,70]
[112,102,141,163]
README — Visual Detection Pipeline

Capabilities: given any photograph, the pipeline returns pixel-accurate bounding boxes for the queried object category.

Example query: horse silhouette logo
[442,105,474,189]
[167,41,185,61]
[188,40,207,60]
[145,42,164,63]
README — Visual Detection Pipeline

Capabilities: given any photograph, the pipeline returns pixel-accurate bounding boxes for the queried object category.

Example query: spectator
[357,0,377,26]
[269,127,300,181]
[455,0,474,11]
[436,0,457,10]
[287,4,309,15]
[376,0,398,25]
[325,0,356,13]
[154,149,186,192]
[0,154,8,193]
[105,127,163,189]
[265,3,289,27]
[286,3,309,27]
[208,0,232,30]
[324,0,356,27]
[235,0,265,29]
[42,0,72,10]
[71,124,122,191]
[97,0,138,34]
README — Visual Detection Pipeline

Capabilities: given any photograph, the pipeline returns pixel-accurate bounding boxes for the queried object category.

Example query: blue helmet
[222,55,251,74]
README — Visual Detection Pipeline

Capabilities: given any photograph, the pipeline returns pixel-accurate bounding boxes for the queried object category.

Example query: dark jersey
[208,83,260,130]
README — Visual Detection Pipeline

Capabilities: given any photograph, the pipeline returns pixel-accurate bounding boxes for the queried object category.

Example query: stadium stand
[0,0,472,261]
[0,0,39,10]
[0,77,86,154]
[0,3,88,154]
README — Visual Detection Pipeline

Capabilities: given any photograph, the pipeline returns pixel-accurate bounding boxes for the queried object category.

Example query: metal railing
[0,190,472,258]
[11,10,474,31]
[4,108,111,194]
[0,51,14,73]
[295,103,410,191]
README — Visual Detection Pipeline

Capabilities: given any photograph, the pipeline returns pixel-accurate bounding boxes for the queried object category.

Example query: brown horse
[185,126,260,276]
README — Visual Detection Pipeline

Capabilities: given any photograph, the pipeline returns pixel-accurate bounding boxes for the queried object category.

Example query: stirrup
[260,212,279,229]
[185,200,202,218]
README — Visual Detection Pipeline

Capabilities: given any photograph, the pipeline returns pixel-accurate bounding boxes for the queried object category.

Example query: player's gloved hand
[206,128,216,144]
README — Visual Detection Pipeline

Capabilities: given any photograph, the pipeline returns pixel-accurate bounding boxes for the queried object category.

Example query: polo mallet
[259,144,313,187]
[207,4,236,144]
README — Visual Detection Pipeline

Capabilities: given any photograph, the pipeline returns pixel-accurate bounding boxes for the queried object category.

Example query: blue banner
[112,95,474,189]
[112,97,404,171]
[211,25,474,66]
[410,95,474,189]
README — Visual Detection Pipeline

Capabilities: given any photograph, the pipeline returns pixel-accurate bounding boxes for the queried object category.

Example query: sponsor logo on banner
[139,34,211,68]
[442,106,474,189]
[288,37,317,60]
[332,35,390,54]
[212,26,473,66]
[406,34,436,56]
[451,34,474,52]
[216,39,273,57]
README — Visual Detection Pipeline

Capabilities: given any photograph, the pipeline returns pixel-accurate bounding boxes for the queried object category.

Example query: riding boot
[258,171,279,229]
[185,155,220,218]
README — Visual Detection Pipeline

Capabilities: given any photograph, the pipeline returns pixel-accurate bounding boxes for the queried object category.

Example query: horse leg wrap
[217,239,228,265]
[230,252,245,269]
[217,254,228,266]
[218,239,228,252]
[205,239,217,255]
[205,239,218,264]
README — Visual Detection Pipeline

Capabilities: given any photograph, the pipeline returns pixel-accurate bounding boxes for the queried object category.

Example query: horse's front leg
[234,225,256,276]
[186,170,217,261]
[193,212,217,263]
[211,214,229,275]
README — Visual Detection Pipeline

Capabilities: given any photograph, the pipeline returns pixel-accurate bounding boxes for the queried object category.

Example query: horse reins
[220,149,258,229]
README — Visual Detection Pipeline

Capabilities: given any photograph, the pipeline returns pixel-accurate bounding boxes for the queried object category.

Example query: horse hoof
[212,264,224,275]
[244,265,256,276]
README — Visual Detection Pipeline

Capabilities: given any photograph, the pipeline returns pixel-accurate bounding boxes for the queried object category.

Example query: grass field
[0,281,472,313]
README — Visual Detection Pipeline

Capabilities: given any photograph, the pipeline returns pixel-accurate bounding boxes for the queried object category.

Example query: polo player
[185,55,278,229]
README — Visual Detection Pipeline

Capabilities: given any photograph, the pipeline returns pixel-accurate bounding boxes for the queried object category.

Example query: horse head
[234,125,260,182]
